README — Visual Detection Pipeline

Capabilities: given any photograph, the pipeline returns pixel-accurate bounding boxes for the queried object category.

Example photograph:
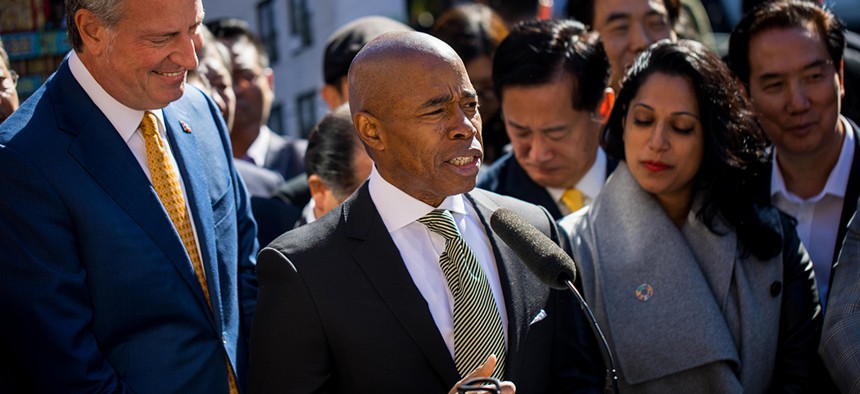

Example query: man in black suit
[478,19,615,220]
[729,1,860,307]
[249,31,602,393]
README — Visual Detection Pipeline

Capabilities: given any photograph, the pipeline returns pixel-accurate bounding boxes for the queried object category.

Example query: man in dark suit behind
[477,19,615,220]
[729,1,860,307]
[249,31,602,393]
[0,0,257,392]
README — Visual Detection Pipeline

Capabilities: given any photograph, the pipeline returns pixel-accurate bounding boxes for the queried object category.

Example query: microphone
[489,208,577,290]
[489,208,619,394]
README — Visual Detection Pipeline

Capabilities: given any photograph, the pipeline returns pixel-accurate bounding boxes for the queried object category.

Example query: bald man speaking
[248,31,602,394]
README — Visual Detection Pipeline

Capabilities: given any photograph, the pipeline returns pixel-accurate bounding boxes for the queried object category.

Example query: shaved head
[346,31,483,207]
[348,31,462,121]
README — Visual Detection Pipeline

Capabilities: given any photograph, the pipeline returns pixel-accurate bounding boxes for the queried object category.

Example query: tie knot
[139,111,158,138]
[561,188,584,212]
[418,209,461,241]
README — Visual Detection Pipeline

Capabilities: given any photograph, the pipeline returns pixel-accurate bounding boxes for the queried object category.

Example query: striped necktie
[418,209,506,380]
[139,112,238,394]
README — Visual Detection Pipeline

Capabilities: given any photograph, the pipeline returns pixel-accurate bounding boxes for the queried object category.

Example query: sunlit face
[466,55,499,122]
[501,74,602,189]
[747,27,843,159]
[228,37,273,130]
[372,51,483,207]
[593,0,676,90]
[624,72,703,207]
[201,53,236,131]
[0,63,19,124]
[88,0,203,110]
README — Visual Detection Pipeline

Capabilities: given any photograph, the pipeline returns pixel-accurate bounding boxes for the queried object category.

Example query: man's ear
[307,174,328,206]
[76,9,109,56]
[598,87,615,123]
[321,84,343,110]
[354,111,385,152]
[264,67,275,93]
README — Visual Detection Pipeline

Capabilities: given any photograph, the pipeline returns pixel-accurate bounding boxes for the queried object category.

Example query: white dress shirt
[771,116,855,306]
[548,147,608,216]
[246,125,273,165]
[368,166,509,358]
[69,51,202,264]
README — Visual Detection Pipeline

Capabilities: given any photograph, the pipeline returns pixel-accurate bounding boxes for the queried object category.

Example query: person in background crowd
[567,0,679,92]
[432,3,510,164]
[249,31,603,393]
[561,39,824,392]
[729,0,860,307]
[478,19,615,220]
[0,39,20,124]
[270,15,413,215]
[0,0,258,391]
[320,15,412,110]
[197,24,237,132]
[208,18,307,180]
[298,103,373,227]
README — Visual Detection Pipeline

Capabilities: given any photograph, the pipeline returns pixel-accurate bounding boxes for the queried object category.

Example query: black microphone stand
[564,279,619,394]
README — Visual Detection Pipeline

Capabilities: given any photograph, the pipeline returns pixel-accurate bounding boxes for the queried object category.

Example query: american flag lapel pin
[180,120,192,133]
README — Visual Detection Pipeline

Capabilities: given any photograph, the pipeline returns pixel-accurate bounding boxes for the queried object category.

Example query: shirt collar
[246,125,272,165]
[68,50,166,141]
[771,115,855,202]
[546,147,607,202]
[368,165,469,232]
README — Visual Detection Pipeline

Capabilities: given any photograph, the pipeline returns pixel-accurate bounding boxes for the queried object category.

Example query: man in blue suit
[0,0,258,392]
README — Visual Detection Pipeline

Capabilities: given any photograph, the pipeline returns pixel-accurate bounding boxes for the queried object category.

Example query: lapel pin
[180,120,192,133]
[635,283,653,302]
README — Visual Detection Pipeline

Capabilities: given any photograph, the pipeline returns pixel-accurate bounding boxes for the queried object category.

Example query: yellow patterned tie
[561,188,584,212]
[139,112,238,394]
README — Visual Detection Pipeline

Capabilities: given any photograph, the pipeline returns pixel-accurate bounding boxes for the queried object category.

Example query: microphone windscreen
[490,208,576,290]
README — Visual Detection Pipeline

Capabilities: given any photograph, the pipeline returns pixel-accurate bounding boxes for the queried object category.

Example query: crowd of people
[3,0,860,393]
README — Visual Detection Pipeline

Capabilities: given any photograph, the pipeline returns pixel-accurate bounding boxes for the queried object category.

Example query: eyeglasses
[1,70,18,92]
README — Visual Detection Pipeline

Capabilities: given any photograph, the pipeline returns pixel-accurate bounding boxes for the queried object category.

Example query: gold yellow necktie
[140,111,209,306]
[139,112,238,394]
[561,188,584,212]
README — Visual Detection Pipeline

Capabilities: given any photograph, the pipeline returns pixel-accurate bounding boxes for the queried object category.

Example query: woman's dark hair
[604,39,780,260]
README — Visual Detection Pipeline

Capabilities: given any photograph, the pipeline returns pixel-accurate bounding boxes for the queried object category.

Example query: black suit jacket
[249,184,602,393]
[477,152,617,220]
[760,117,860,296]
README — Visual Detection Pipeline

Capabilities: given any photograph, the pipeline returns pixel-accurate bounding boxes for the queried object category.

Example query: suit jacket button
[770,281,782,297]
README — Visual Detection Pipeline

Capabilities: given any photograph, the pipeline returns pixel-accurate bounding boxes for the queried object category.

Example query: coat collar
[589,164,739,384]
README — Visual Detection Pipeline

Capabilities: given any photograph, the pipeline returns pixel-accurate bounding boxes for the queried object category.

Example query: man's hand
[447,354,516,394]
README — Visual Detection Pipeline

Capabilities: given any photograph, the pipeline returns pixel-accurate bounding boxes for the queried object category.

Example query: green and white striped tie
[418,209,506,380]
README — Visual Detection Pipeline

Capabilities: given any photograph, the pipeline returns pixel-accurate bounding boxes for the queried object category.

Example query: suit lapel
[346,185,459,384]
[56,61,215,324]
[163,105,221,327]
[835,119,860,265]
[465,190,547,379]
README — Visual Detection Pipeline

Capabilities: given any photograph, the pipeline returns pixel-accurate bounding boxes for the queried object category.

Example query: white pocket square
[529,309,548,325]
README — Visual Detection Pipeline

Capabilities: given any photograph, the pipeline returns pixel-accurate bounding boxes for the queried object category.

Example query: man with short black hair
[478,19,614,220]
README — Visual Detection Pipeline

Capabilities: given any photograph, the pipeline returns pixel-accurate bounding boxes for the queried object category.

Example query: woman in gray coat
[560,40,824,393]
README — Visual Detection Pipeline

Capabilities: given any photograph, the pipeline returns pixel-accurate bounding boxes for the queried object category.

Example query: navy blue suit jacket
[477,152,616,220]
[0,59,258,393]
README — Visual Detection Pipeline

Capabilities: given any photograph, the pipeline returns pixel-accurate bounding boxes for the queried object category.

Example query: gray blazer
[822,206,860,392]
[560,164,820,393]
